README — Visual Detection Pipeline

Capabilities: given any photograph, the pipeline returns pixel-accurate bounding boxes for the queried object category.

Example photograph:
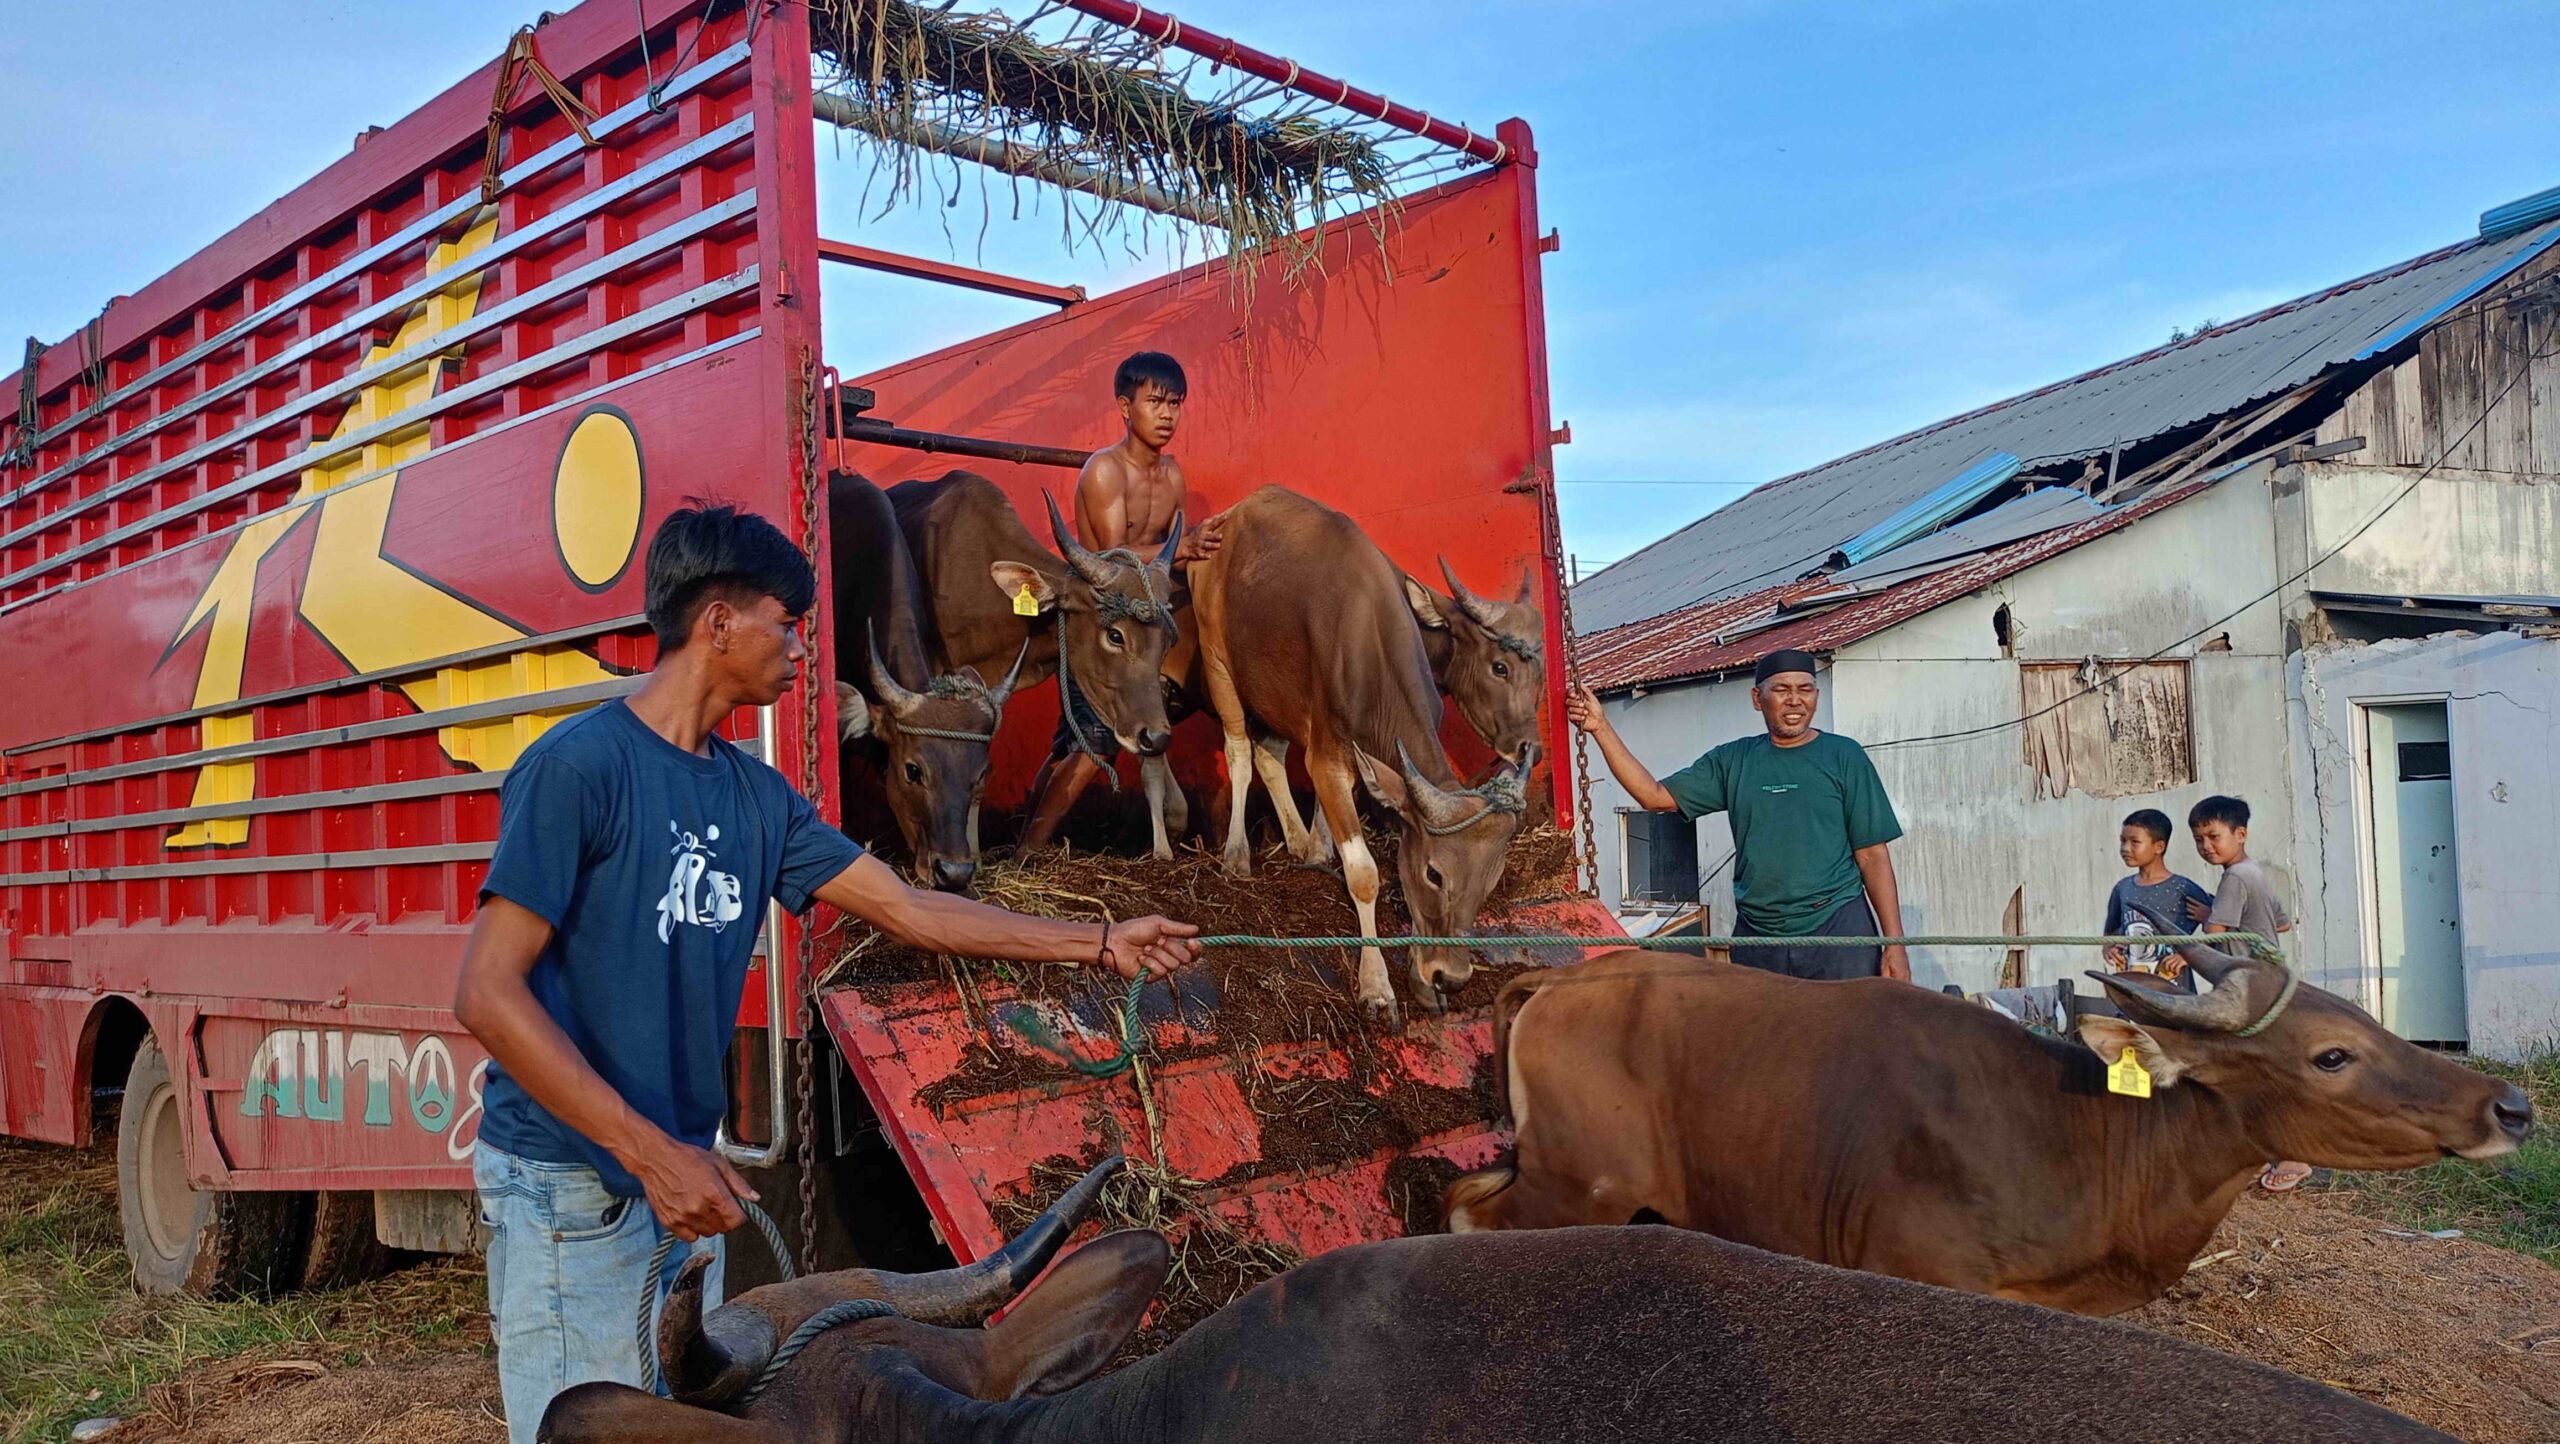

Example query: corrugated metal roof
[1827,487,2102,586]
[1579,471,2222,692]
[1570,218,2560,634]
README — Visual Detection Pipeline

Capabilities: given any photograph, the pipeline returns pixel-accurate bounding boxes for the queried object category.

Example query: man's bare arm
[1563,683,1677,810]
[813,852,1199,978]
[1077,454,1134,550]
[452,897,754,1239]
[1853,841,1911,983]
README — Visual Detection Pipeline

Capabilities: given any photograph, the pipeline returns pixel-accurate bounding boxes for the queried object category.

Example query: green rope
[1186,933,2270,950]
[985,934,2269,1079]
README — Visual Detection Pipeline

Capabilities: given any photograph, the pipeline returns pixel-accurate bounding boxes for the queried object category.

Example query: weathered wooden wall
[2317,243,2560,474]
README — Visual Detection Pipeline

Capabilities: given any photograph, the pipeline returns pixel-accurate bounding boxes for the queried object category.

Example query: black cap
[1752,649,1820,686]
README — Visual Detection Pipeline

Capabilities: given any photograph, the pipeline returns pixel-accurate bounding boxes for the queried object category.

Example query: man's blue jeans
[474,1143,723,1444]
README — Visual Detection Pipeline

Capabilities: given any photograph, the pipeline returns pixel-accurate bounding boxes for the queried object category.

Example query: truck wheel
[297,1191,392,1292]
[117,1032,309,1298]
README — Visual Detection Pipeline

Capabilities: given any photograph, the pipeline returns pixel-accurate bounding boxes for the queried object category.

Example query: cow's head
[2079,921,2533,1169]
[835,626,1027,894]
[1356,744,1529,1010]
[1403,559,1546,766]
[538,1160,1168,1443]
[987,494,1181,757]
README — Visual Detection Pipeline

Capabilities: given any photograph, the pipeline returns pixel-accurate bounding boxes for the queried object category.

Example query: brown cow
[1402,557,1546,764]
[1447,932,2533,1315]
[543,1160,2454,1444]
[829,473,1024,892]
[888,472,1181,842]
[1190,486,1524,1028]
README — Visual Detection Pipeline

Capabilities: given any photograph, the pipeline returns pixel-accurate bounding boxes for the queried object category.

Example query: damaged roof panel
[1579,470,2224,693]
[1570,218,2560,635]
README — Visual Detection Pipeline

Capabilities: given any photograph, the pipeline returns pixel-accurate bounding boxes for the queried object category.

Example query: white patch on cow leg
[1219,732,1256,878]
[1338,829,1397,1030]
[1141,757,1179,861]
[1307,808,1338,866]
[1251,737,1314,860]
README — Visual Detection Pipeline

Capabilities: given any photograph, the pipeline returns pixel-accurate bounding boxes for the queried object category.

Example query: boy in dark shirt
[455,503,1202,1443]
[2101,808,2212,972]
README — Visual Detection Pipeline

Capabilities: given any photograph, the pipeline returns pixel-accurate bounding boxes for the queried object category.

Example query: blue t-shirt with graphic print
[476,699,863,1196]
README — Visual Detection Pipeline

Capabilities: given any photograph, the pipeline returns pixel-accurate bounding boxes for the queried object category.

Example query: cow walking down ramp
[1189,486,1527,1028]
[1449,934,2534,1316]
[829,473,1025,892]
[542,1160,2454,1444]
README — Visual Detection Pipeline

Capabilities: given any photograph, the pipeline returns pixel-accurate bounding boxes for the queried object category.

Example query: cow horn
[989,637,1032,708]
[1395,740,1474,830]
[867,622,924,718]
[1154,510,1185,569]
[661,1253,777,1406]
[2119,900,2256,985]
[2085,970,2263,1034]
[870,1156,1126,1325]
[1045,492,1116,586]
[1438,557,1503,631]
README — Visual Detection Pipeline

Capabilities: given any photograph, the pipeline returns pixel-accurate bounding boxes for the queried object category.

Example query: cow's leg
[1312,756,1397,1029]
[1307,807,1338,866]
[1140,756,1182,862]
[1200,622,1256,879]
[1249,733,1314,860]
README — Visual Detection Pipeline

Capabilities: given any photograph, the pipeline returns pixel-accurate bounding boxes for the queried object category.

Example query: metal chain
[792,352,825,1275]
[1531,465,1599,892]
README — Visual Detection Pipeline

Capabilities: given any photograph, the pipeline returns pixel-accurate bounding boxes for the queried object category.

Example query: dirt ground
[2128,1190,2560,1444]
[102,1189,2560,1444]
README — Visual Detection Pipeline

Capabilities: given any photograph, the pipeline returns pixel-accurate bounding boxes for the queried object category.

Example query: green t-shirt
[1661,731,1903,936]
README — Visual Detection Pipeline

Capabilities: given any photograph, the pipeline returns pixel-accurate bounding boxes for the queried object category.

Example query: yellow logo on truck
[167,211,622,848]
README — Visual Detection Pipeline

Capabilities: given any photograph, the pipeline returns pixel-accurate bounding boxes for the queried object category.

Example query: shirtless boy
[1020,352,1225,850]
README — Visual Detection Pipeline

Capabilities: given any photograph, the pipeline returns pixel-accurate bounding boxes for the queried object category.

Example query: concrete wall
[1831,470,2295,993]
[2288,630,2560,1060]
[2287,462,2560,601]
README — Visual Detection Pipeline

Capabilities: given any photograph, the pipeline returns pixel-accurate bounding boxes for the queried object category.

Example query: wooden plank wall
[2317,243,2560,473]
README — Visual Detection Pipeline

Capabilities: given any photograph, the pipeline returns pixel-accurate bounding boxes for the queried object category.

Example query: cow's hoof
[1221,846,1254,879]
[1152,839,1175,862]
[1362,994,1403,1033]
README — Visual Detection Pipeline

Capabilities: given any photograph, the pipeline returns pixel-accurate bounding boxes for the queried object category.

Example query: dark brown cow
[829,474,1023,893]
[888,472,1181,822]
[1447,931,2533,1315]
[1402,557,1546,764]
[541,1160,2453,1444]
[1191,486,1524,1028]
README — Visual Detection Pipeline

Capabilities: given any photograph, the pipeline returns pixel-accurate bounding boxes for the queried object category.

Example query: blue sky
[7,1,2557,576]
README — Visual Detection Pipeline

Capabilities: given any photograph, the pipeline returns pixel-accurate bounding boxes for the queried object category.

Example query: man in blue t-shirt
[453,503,1200,1443]
[1567,649,1910,982]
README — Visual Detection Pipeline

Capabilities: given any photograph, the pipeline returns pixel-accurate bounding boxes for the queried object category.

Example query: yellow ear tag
[1012,585,1040,617]
[2106,1046,2154,1099]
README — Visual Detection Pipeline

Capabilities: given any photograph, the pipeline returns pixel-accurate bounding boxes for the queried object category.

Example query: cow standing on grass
[1446,928,2533,1315]
[540,1159,2457,1444]
[828,473,1025,894]
[1189,485,1525,1029]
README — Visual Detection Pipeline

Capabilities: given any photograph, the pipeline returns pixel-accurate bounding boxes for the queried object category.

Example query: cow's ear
[834,681,871,741]
[1352,746,1406,812]
[1401,575,1450,630]
[2074,1015,2191,1088]
[980,1230,1170,1400]
[990,562,1056,614]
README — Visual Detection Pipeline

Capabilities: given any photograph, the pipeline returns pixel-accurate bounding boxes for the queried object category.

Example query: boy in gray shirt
[2184,794,2292,951]
[2185,794,2306,1192]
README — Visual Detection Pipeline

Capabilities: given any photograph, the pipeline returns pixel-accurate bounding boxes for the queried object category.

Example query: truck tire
[117,1032,309,1298]
[297,1191,393,1292]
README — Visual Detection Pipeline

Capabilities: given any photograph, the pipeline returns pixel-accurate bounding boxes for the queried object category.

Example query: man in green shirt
[1567,649,1911,981]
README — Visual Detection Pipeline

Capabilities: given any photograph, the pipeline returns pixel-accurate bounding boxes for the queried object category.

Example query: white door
[2366,703,2466,1044]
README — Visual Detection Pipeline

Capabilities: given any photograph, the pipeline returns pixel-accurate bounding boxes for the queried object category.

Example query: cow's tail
[1489,968,1555,1129]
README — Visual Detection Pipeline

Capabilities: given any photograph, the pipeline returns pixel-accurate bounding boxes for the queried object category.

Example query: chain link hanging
[1531,465,1600,894]
[792,351,827,1275]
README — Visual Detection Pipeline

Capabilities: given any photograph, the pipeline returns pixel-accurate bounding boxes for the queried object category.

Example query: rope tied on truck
[989,931,2274,1079]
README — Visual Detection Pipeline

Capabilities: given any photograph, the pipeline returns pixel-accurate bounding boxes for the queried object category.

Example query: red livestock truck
[0,0,1607,1299]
